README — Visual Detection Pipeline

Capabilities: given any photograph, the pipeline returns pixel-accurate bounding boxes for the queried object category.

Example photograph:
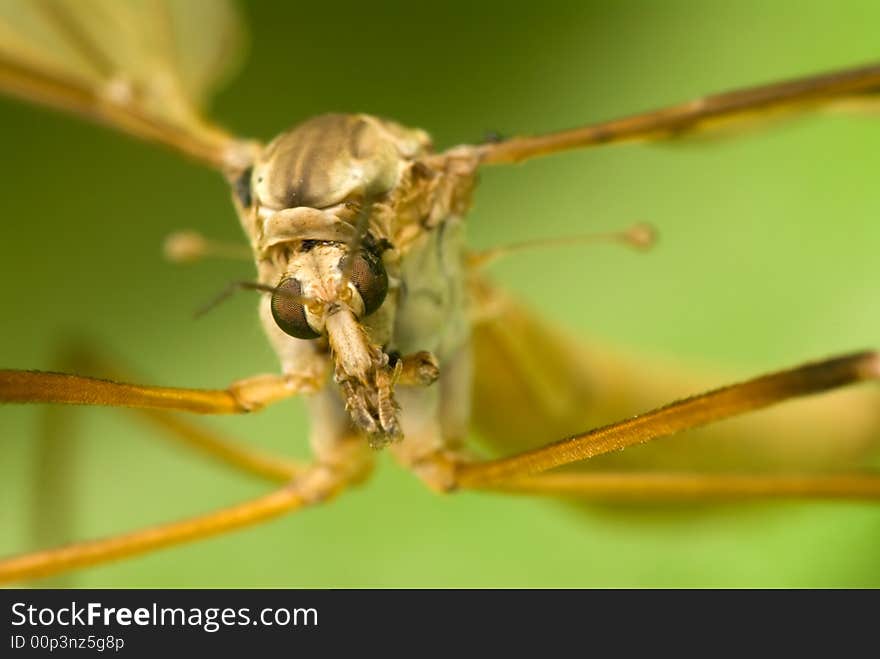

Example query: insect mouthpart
[324,306,402,447]
[269,240,401,444]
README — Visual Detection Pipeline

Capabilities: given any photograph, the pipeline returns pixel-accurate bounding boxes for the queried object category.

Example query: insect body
[1,1,880,585]
[241,113,476,455]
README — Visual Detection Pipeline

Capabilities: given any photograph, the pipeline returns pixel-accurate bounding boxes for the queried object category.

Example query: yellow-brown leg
[419,351,880,500]
[4,379,370,585]
[25,391,302,588]
[0,467,350,584]
[1,345,328,584]
[17,343,305,581]
[453,351,880,489]
[392,352,877,501]
[0,368,320,414]
[1,427,370,585]
[476,471,880,502]
[11,342,307,482]
[30,401,81,586]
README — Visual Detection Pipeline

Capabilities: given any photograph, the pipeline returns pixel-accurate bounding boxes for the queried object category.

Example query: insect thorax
[252,113,432,209]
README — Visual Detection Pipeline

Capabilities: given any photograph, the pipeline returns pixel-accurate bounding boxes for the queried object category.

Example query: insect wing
[0,0,248,169]
[469,279,880,474]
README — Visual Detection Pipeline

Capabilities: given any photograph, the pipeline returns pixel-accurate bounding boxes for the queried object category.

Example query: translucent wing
[474,62,880,165]
[0,0,252,172]
[469,278,880,473]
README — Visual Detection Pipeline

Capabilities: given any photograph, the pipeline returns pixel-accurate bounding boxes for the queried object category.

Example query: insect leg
[394,351,441,387]
[471,279,880,472]
[2,388,373,585]
[32,340,306,478]
[20,353,302,582]
[17,341,309,586]
[0,469,351,585]
[468,62,880,165]
[9,348,315,582]
[390,347,472,491]
[0,368,322,414]
[454,351,880,488]
[474,471,880,502]
[29,394,80,586]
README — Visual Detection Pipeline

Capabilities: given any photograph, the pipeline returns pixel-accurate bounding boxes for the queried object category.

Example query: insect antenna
[194,281,307,318]
[468,222,656,268]
[338,197,376,286]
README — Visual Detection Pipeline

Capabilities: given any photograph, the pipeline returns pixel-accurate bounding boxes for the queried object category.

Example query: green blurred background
[2,0,880,587]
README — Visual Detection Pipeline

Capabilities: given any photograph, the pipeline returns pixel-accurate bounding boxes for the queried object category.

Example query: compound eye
[345,249,388,316]
[271,278,320,339]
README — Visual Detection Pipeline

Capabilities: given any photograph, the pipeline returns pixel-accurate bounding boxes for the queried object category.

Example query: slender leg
[2,371,372,584]
[8,342,306,481]
[453,352,880,489]
[25,383,302,588]
[477,472,880,502]
[395,351,441,387]
[389,346,474,492]
[30,402,80,587]
[0,369,322,414]
[0,468,348,585]
[1,343,334,583]
[1,434,366,584]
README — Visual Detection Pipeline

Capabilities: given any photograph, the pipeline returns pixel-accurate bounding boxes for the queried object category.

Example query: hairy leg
[0,427,371,585]
[396,352,880,500]
[476,471,880,502]
[455,352,880,488]
[0,343,357,584]
[0,369,320,414]
[1,472,339,584]
[20,340,304,572]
